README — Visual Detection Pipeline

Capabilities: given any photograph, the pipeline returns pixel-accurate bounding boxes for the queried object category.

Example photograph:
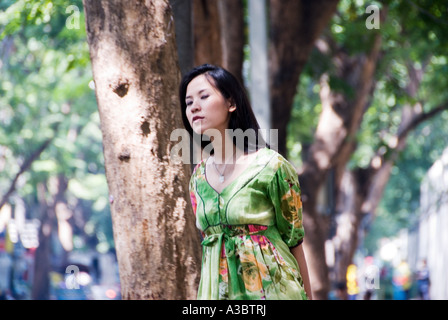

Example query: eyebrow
[185,89,207,100]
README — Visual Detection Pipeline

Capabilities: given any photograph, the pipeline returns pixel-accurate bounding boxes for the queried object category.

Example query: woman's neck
[211,130,238,164]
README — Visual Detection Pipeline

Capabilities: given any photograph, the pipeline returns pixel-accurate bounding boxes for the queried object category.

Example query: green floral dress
[189,147,308,300]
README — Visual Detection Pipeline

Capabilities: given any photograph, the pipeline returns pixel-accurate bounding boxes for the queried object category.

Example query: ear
[228,98,236,112]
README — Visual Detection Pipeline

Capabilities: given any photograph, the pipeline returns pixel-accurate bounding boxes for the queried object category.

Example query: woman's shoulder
[190,158,208,188]
[261,148,292,167]
[192,158,207,174]
[261,148,298,178]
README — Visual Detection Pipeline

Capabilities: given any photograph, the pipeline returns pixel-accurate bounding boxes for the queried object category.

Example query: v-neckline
[204,148,266,195]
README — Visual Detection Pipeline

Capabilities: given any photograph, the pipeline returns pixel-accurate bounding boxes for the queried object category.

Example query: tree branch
[0,137,53,210]
[361,102,448,215]
[405,0,448,26]
[398,103,448,141]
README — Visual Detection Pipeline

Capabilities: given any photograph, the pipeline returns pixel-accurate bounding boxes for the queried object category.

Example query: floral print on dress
[189,148,307,300]
[281,183,303,230]
[190,190,197,215]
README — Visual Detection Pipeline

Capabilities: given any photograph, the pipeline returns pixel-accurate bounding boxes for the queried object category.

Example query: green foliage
[0,0,113,251]
[287,0,448,252]
[367,112,448,248]
[287,70,322,167]
[357,0,448,250]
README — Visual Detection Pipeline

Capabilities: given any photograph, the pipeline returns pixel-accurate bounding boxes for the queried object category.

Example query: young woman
[180,64,312,300]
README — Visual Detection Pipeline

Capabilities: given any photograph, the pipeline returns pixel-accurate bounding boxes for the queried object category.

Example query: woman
[180,64,312,300]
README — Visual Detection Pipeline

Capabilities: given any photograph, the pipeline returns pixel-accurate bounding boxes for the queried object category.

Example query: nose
[190,100,201,113]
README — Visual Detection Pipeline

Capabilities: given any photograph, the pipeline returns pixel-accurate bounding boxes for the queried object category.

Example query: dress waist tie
[201,227,269,296]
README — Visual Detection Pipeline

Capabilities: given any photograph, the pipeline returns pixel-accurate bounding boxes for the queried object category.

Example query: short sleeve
[268,158,305,248]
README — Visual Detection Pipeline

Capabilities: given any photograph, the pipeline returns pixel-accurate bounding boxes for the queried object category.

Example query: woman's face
[185,74,235,135]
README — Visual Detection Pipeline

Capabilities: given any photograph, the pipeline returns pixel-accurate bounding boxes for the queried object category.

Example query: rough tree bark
[83,0,201,299]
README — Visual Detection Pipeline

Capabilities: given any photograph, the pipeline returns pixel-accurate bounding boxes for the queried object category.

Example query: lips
[192,116,204,122]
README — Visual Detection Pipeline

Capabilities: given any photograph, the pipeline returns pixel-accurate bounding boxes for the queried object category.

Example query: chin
[192,128,204,136]
[191,124,206,135]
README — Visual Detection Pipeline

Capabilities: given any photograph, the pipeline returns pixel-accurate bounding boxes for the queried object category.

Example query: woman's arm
[291,244,313,300]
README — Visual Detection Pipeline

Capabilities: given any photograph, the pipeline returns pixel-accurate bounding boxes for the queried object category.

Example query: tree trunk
[193,0,244,84]
[193,0,222,67]
[329,48,448,298]
[170,0,194,77]
[31,183,52,300]
[83,0,201,300]
[331,169,368,289]
[32,175,68,299]
[269,0,340,157]
[217,0,244,83]
[265,0,339,300]
[299,31,382,299]
[248,0,270,133]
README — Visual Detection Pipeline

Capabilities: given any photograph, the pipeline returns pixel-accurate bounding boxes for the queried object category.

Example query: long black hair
[179,64,267,153]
